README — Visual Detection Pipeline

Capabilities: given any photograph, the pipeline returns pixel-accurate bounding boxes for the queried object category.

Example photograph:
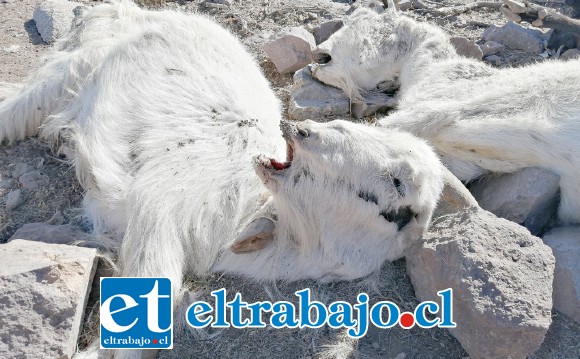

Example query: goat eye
[298,127,309,138]
[314,52,331,64]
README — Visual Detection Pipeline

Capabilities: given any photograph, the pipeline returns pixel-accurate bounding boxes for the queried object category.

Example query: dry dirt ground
[1,0,579,358]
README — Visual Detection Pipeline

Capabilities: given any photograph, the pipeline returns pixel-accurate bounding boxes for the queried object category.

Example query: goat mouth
[262,140,294,171]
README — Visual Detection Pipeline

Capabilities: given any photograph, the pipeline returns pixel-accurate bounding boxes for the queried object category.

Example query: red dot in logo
[399,312,415,329]
[153,339,158,345]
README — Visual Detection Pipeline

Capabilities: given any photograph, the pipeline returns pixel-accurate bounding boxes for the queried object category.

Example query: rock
[289,66,350,120]
[263,27,316,74]
[483,22,545,55]
[9,222,99,248]
[504,0,528,13]
[0,240,98,359]
[450,36,483,60]
[19,170,49,189]
[290,66,396,120]
[480,41,506,56]
[542,226,580,323]
[484,54,502,66]
[469,168,560,235]
[433,168,479,218]
[33,0,84,43]
[12,162,29,178]
[312,20,344,45]
[500,5,522,23]
[5,189,23,211]
[407,207,555,359]
[397,0,412,11]
[46,210,66,225]
[560,48,580,60]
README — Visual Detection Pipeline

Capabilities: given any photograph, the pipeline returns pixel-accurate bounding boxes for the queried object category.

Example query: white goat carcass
[312,5,580,224]
[0,2,444,357]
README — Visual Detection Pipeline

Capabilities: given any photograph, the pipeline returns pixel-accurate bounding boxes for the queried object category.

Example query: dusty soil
[1,0,579,358]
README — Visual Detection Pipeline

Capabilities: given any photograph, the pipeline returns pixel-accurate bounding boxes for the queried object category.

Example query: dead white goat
[312,5,580,224]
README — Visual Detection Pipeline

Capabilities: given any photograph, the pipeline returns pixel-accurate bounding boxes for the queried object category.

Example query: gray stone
[9,222,99,248]
[434,168,479,218]
[469,167,560,235]
[33,0,84,43]
[407,206,555,359]
[480,41,506,56]
[560,48,580,60]
[46,210,66,225]
[450,36,483,60]
[289,66,350,120]
[504,0,528,13]
[0,240,98,359]
[483,22,545,55]
[542,226,580,323]
[5,189,23,211]
[397,0,412,11]
[263,27,316,74]
[12,162,29,178]
[19,170,49,189]
[484,54,503,66]
[313,20,344,45]
[289,66,396,120]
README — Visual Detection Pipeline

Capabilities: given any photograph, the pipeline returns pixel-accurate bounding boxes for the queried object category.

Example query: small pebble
[19,170,49,189]
[6,189,23,211]
[12,162,30,178]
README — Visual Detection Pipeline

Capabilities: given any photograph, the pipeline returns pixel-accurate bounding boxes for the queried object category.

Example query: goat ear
[231,217,275,254]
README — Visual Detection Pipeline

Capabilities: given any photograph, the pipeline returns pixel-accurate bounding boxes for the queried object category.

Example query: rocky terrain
[0,0,579,358]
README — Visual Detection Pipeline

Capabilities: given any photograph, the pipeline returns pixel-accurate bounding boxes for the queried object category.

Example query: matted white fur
[313,6,580,224]
[0,2,444,358]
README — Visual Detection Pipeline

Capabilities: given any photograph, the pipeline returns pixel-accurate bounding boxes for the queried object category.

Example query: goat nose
[313,51,331,64]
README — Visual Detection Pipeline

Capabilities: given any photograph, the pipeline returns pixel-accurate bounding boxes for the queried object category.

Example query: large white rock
[33,0,84,43]
[542,226,580,323]
[289,66,350,120]
[0,240,98,359]
[407,170,555,359]
[263,27,316,74]
[289,66,396,120]
[483,21,545,55]
[469,167,560,235]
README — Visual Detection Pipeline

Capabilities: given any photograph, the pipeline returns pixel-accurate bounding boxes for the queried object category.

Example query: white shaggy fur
[0,2,444,357]
[312,6,580,224]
